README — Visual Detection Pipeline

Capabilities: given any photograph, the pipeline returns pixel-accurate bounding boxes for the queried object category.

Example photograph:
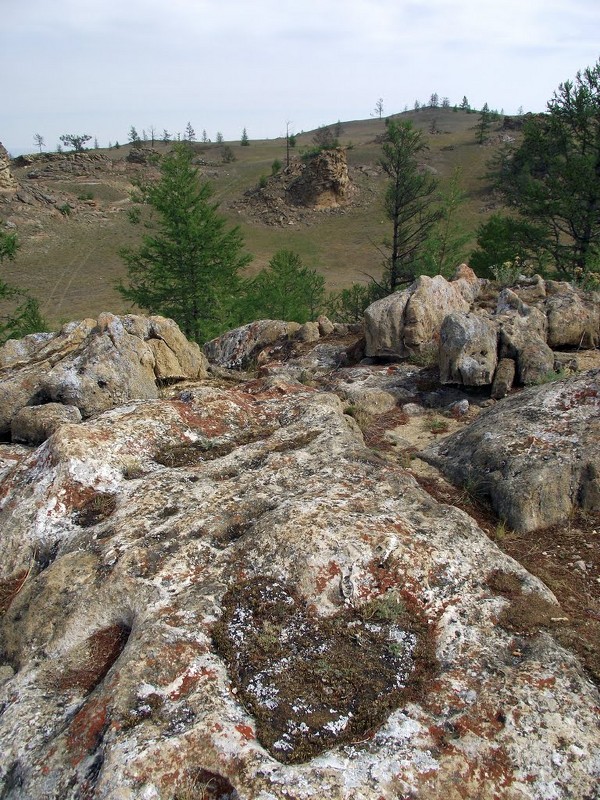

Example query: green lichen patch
[212,577,436,763]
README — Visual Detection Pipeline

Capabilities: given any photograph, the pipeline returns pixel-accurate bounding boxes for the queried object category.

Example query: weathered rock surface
[423,369,600,532]
[365,275,600,393]
[545,280,600,348]
[0,143,17,193]
[490,357,516,399]
[364,270,480,359]
[0,368,598,799]
[439,312,498,386]
[0,313,207,436]
[287,147,353,209]
[10,402,82,445]
[204,320,301,370]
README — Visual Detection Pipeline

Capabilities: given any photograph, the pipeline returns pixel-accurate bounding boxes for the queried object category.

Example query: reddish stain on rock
[58,624,130,695]
[315,560,341,593]
[67,696,109,766]
[235,723,255,741]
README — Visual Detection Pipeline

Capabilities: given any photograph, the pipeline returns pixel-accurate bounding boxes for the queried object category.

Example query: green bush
[239,249,325,323]
[0,229,48,343]
[325,281,385,323]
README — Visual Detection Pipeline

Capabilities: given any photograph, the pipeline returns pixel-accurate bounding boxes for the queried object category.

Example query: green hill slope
[5,108,513,328]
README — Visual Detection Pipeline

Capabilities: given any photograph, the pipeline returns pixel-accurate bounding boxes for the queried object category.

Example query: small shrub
[77,190,94,201]
[58,203,72,216]
[573,267,600,293]
[407,343,439,368]
[422,415,449,435]
[531,367,571,385]
[271,159,282,175]
[121,457,145,480]
[360,591,406,622]
[258,174,268,189]
[73,492,117,527]
[491,258,524,287]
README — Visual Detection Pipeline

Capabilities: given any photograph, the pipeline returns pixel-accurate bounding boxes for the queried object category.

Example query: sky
[3,0,599,154]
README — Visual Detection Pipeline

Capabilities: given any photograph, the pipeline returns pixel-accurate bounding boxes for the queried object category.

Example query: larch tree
[490,57,600,279]
[378,119,442,290]
[117,144,252,343]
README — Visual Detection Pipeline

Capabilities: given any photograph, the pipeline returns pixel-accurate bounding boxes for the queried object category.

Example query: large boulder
[203,319,301,369]
[439,312,498,386]
[0,378,598,798]
[545,280,600,349]
[10,402,82,445]
[365,270,480,359]
[422,369,600,532]
[0,314,207,434]
[496,289,554,385]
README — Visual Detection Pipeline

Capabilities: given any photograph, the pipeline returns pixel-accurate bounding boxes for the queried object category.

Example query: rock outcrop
[287,147,353,209]
[0,371,598,799]
[0,142,17,193]
[365,272,600,394]
[364,268,480,359]
[0,314,207,441]
[204,319,301,370]
[423,369,600,532]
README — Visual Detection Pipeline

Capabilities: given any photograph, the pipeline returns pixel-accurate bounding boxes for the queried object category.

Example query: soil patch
[212,576,436,763]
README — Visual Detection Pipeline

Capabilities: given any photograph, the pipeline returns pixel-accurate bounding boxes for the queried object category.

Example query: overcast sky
[3,0,599,154]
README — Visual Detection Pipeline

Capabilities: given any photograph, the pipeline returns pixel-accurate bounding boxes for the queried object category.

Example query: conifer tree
[118,144,252,342]
[378,120,441,290]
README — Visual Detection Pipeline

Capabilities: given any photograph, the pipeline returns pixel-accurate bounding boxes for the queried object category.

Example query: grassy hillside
[4,108,511,329]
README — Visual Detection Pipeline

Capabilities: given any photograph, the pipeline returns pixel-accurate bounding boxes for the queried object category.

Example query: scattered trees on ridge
[59,134,92,152]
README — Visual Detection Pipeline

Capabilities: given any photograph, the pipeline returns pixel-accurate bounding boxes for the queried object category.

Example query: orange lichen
[315,560,342,593]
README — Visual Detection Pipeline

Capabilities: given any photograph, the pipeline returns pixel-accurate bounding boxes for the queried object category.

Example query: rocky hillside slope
[0,276,598,799]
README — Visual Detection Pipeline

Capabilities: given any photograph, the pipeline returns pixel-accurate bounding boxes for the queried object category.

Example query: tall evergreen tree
[378,119,441,290]
[117,144,252,342]
[490,57,600,277]
[417,168,471,277]
[476,102,491,143]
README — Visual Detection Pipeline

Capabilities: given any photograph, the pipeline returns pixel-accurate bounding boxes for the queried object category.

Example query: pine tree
[118,144,252,342]
[239,250,324,323]
[0,230,46,342]
[240,128,249,146]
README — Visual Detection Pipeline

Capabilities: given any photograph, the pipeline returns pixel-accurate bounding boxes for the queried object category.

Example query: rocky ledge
[0,312,599,799]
